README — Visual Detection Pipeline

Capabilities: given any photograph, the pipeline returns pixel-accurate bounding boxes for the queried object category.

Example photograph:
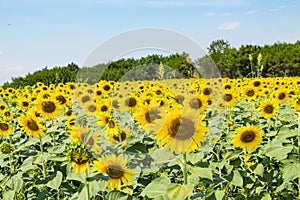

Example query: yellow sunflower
[18,112,45,137]
[0,121,13,136]
[93,154,134,190]
[35,96,62,119]
[184,93,208,113]
[68,142,92,174]
[106,129,130,143]
[232,125,263,151]
[133,102,167,134]
[259,99,278,119]
[291,95,300,112]
[221,89,237,108]
[242,86,257,101]
[155,109,208,154]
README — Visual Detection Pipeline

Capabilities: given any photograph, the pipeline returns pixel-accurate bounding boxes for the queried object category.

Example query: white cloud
[245,10,257,15]
[218,21,239,30]
[269,5,287,12]
[203,12,215,16]
[221,12,233,16]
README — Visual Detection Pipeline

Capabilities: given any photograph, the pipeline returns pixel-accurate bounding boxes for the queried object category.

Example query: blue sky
[0,0,300,84]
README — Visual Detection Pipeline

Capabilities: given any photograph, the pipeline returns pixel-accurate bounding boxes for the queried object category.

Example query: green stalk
[8,136,14,173]
[39,135,46,179]
[51,119,56,147]
[85,170,90,200]
[183,153,188,185]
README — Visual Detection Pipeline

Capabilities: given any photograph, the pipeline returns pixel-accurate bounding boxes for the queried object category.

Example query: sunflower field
[1,77,300,200]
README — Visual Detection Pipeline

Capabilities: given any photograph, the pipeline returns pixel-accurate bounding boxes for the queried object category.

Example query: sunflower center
[113,131,127,142]
[0,122,9,131]
[297,99,300,105]
[101,105,108,112]
[203,88,212,95]
[81,95,90,103]
[1,105,6,110]
[112,100,119,109]
[107,165,124,179]
[125,97,137,107]
[108,120,116,128]
[56,95,67,104]
[72,154,89,165]
[27,120,39,131]
[42,101,56,113]
[169,117,196,140]
[22,102,29,107]
[254,81,261,87]
[278,93,285,100]
[88,105,96,112]
[103,85,111,91]
[225,85,232,90]
[223,94,233,102]
[145,108,161,123]
[264,105,274,114]
[189,98,202,109]
[240,130,255,143]
[246,90,255,97]
[87,136,95,146]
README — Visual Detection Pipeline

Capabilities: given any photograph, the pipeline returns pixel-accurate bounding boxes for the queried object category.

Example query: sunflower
[106,129,130,143]
[221,89,237,108]
[83,102,99,116]
[242,86,257,101]
[17,97,31,110]
[0,121,13,136]
[35,96,62,119]
[93,154,134,190]
[274,89,289,104]
[259,100,278,119]
[184,93,208,113]
[18,112,45,137]
[133,102,167,134]
[291,95,300,112]
[2,110,13,121]
[67,142,92,174]
[155,109,208,154]
[0,103,7,112]
[232,125,263,151]
[119,95,140,112]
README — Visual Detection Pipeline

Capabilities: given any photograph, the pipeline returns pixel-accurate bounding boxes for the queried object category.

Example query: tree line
[2,40,300,89]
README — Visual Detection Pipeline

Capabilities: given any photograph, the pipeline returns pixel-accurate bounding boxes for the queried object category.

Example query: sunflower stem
[183,153,188,185]
[51,119,56,147]
[8,136,14,173]
[85,170,90,200]
[39,135,46,179]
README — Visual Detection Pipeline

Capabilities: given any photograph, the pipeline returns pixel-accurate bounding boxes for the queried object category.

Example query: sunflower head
[232,125,263,151]
[67,142,93,174]
[93,154,134,190]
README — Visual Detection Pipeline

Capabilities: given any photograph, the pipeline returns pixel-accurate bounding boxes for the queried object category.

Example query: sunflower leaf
[282,163,300,182]
[262,140,292,160]
[140,177,171,198]
[190,167,213,181]
[231,170,243,187]
[166,183,194,200]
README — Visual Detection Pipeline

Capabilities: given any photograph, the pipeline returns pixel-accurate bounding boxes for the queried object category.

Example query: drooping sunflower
[0,121,13,136]
[93,154,134,190]
[35,96,62,119]
[155,109,208,154]
[67,142,92,174]
[18,112,45,137]
[232,125,263,151]
[259,99,278,119]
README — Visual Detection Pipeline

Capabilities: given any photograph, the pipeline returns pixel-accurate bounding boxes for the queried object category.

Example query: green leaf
[166,183,194,200]
[215,190,225,200]
[253,163,264,177]
[46,171,63,190]
[190,167,213,181]
[2,190,15,200]
[262,140,292,160]
[282,163,300,182]
[231,170,243,187]
[141,177,170,199]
